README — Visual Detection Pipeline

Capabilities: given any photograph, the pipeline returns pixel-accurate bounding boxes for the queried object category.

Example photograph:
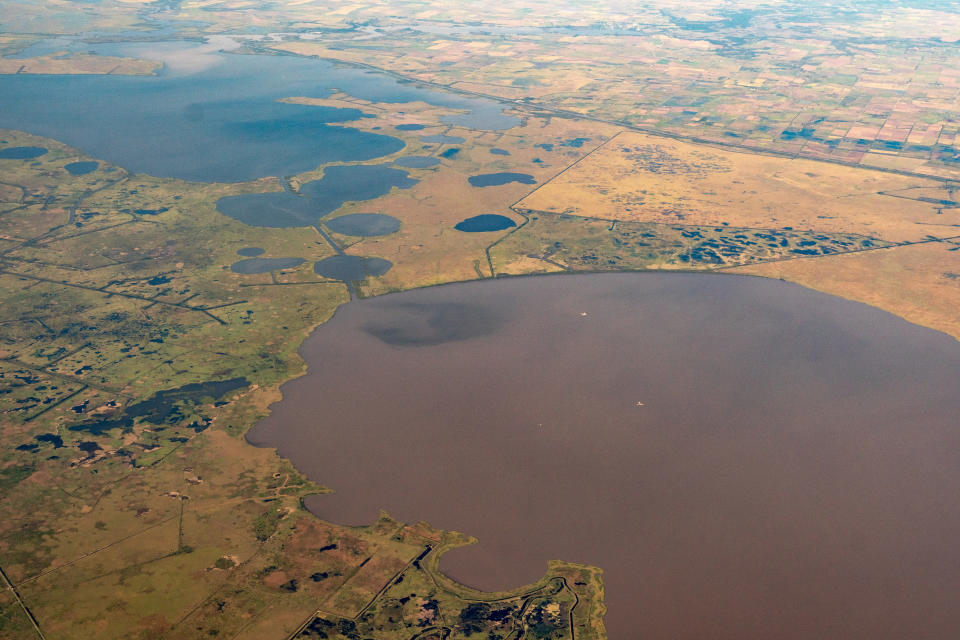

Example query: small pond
[0,146,48,160]
[230,257,305,274]
[314,255,393,280]
[64,160,99,175]
[468,172,536,187]
[454,214,517,232]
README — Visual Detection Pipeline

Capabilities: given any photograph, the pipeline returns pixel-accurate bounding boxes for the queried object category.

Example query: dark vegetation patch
[496,213,891,271]
[35,433,64,448]
[67,377,249,436]
[253,508,282,541]
[0,464,36,495]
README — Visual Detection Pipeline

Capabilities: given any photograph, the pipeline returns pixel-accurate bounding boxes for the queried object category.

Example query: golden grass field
[517,132,959,243]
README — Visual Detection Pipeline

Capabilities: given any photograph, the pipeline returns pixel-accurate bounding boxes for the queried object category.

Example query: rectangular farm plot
[517,132,957,243]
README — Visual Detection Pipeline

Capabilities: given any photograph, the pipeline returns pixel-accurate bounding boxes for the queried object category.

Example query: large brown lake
[247,273,960,639]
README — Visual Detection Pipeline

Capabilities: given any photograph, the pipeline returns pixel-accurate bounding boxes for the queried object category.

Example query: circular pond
[314,255,393,280]
[324,213,401,237]
[64,160,99,175]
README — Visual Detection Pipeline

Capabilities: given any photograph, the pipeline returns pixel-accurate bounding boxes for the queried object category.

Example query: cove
[217,165,416,228]
[248,272,960,640]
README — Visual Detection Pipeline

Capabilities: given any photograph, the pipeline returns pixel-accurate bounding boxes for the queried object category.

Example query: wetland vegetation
[2,3,960,639]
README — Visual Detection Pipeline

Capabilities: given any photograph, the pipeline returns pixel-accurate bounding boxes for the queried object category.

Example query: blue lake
[0,40,519,182]
[217,164,416,228]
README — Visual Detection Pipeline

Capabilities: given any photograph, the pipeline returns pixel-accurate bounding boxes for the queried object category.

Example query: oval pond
[454,214,517,232]
[468,172,536,187]
[325,214,401,237]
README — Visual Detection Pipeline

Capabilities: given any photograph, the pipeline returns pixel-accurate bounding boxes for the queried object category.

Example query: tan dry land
[517,132,960,243]
[730,241,960,341]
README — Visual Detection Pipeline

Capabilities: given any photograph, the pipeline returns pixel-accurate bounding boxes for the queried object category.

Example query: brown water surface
[247,273,960,639]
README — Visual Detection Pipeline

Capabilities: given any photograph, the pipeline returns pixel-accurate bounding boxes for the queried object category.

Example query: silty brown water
[248,273,960,639]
